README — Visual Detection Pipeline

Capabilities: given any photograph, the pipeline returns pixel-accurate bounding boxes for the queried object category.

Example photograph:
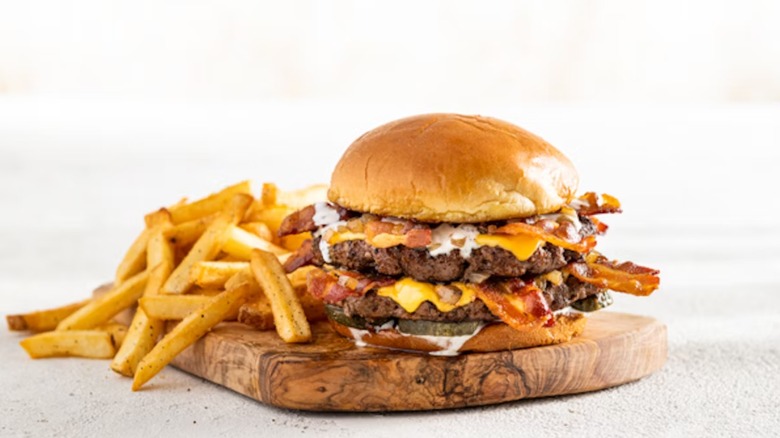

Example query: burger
[279,113,660,355]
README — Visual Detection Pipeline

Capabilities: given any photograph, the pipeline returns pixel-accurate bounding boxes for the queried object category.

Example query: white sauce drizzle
[312,202,340,226]
[538,210,582,233]
[428,224,479,258]
[345,323,485,356]
[313,217,347,264]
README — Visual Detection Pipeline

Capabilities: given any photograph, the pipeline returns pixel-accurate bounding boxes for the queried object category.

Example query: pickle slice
[571,291,614,312]
[324,304,388,329]
[396,319,482,337]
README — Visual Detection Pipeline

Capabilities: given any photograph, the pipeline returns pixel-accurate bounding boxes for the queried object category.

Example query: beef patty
[335,276,600,324]
[312,216,596,282]
[314,238,582,282]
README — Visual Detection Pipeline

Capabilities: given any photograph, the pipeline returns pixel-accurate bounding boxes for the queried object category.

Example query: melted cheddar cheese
[377,278,477,313]
[474,234,544,261]
[325,230,544,262]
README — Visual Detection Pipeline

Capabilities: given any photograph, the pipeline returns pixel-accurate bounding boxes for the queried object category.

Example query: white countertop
[2,100,778,437]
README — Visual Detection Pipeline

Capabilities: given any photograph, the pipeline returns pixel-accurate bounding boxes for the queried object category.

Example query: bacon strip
[475,280,554,330]
[278,205,316,236]
[282,239,314,273]
[565,256,660,296]
[573,192,622,216]
[493,222,597,253]
[307,269,358,303]
[364,221,432,248]
[306,269,395,303]
[278,204,352,237]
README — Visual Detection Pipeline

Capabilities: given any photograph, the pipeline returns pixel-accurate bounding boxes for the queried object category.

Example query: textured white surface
[1,100,779,437]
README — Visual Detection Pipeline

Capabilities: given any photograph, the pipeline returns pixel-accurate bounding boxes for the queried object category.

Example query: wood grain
[112,293,667,411]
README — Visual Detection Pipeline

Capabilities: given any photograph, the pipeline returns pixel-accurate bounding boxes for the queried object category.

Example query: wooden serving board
[123,308,667,411]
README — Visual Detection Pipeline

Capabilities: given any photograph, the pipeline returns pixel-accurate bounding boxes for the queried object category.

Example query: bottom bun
[329,313,586,355]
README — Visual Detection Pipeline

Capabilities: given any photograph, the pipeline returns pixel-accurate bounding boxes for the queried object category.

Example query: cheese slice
[474,234,544,261]
[377,278,476,313]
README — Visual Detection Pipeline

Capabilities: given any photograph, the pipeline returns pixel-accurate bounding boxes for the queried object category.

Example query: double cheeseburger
[279,113,659,355]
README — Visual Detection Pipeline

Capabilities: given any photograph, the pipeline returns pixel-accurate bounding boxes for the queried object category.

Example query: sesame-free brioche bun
[329,312,586,354]
[328,113,579,223]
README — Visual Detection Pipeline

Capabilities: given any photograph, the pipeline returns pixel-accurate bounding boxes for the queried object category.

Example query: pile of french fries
[7,181,328,390]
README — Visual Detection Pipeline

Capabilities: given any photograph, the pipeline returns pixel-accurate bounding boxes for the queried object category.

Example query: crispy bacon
[564,255,660,296]
[364,221,432,248]
[572,192,622,216]
[306,269,395,303]
[307,269,358,303]
[493,222,597,253]
[278,203,352,237]
[278,205,316,236]
[282,239,314,273]
[475,280,554,330]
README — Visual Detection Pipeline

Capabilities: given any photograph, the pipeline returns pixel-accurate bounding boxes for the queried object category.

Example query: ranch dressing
[345,323,485,356]
[428,224,480,258]
[312,202,340,226]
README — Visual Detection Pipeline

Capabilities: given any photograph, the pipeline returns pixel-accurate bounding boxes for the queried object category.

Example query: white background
[1,2,779,437]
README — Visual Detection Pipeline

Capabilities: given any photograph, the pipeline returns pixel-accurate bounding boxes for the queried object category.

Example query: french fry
[139,295,214,320]
[162,194,253,294]
[250,250,311,343]
[239,222,274,241]
[111,217,174,377]
[223,226,290,261]
[132,273,254,390]
[238,298,275,330]
[20,330,117,359]
[275,183,328,208]
[99,322,129,348]
[167,181,252,224]
[245,204,294,234]
[6,299,90,332]
[189,261,250,289]
[287,266,317,289]
[261,183,328,209]
[260,182,279,207]
[238,268,325,330]
[115,228,151,284]
[165,214,215,248]
[57,271,149,331]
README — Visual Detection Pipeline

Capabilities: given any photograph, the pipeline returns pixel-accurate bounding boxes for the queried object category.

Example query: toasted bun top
[328,113,579,222]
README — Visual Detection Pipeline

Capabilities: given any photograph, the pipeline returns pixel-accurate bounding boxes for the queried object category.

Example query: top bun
[328,113,579,223]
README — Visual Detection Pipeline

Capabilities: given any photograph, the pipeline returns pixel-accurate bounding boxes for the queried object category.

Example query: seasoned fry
[276,183,328,208]
[223,226,290,261]
[239,294,324,330]
[111,219,174,377]
[239,222,274,241]
[115,228,151,284]
[189,261,250,289]
[165,214,215,248]
[260,182,279,207]
[6,299,90,332]
[132,274,254,390]
[238,298,275,330]
[99,322,129,348]
[167,181,252,224]
[20,330,117,359]
[139,295,214,320]
[238,268,324,330]
[250,250,311,343]
[162,194,253,294]
[245,204,294,234]
[57,271,149,331]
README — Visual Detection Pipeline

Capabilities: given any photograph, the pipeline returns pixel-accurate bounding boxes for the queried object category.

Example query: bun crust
[328,113,579,222]
[329,313,586,354]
